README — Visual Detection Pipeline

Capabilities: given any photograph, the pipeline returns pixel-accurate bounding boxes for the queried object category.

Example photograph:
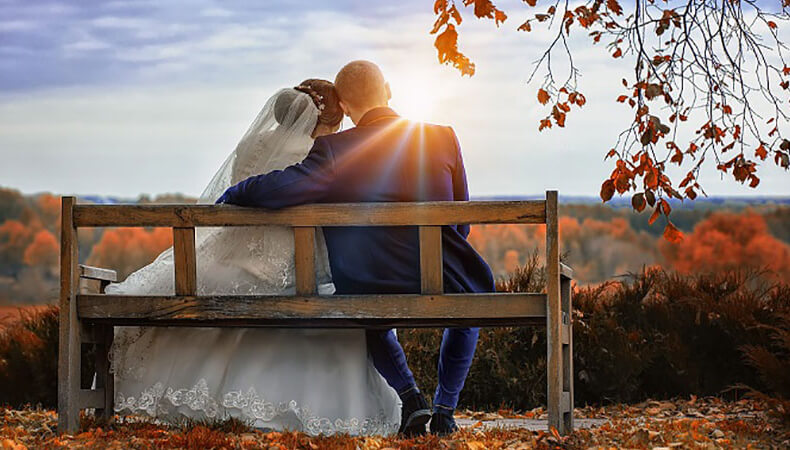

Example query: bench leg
[58,196,81,433]
[546,278,563,435]
[561,275,574,434]
[94,325,114,421]
[57,304,81,433]
[545,190,565,434]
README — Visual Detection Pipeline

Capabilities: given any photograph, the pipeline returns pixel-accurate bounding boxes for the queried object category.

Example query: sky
[0,0,788,199]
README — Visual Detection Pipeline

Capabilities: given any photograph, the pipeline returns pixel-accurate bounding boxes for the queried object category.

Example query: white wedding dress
[106,88,401,435]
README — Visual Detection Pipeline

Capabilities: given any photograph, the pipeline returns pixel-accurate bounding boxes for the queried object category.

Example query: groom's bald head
[335,60,391,124]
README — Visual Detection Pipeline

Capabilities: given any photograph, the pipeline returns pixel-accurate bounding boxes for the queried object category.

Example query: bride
[106,79,401,435]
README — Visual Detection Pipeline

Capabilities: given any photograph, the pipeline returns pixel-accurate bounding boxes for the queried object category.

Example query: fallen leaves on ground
[1,396,787,449]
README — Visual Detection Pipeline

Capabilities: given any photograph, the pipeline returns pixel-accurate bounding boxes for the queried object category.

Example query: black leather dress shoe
[429,410,458,436]
[398,391,431,436]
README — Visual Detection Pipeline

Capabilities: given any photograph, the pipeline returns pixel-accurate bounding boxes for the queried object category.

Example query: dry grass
[1,397,789,449]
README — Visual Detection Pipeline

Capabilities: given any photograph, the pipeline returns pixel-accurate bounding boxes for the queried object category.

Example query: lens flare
[391,75,438,122]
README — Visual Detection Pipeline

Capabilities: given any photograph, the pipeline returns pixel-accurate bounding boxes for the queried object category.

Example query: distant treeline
[2,186,790,304]
[0,188,193,305]
[472,201,790,284]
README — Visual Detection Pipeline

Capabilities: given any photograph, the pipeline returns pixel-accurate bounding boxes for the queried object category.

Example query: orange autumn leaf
[631,193,646,212]
[660,198,672,216]
[648,206,661,225]
[537,88,550,105]
[607,0,623,15]
[755,144,768,160]
[600,179,615,202]
[434,24,475,76]
[663,222,684,243]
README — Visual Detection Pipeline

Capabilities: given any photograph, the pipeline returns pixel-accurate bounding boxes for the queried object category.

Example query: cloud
[200,7,233,18]
[0,0,787,198]
[0,20,39,31]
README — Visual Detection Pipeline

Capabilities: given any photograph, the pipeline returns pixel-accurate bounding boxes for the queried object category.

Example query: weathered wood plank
[58,196,81,433]
[561,271,575,433]
[419,226,443,294]
[294,227,316,296]
[73,201,547,227]
[78,293,547,326]
[79,389,105,409]
[173,227,197,296]
[545,190,564,434]
[561,391,571,414]
[560,263,573,280]
[79,265,117,282]
[93,325,114,420]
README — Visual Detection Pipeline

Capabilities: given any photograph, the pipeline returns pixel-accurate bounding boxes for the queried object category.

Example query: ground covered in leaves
[1,397,787,449]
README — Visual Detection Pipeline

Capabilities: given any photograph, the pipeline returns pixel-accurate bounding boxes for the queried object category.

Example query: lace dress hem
[114,378,400,436]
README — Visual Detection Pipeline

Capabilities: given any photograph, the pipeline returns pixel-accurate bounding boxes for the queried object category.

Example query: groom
[217,60,494,436]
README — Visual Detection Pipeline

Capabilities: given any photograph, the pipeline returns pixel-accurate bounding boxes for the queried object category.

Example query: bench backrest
[61,191,561,328]
[66,193,556,296]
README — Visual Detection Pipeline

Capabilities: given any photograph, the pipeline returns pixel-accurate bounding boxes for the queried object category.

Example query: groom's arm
[448,127,471,239]
[216,137,335,209]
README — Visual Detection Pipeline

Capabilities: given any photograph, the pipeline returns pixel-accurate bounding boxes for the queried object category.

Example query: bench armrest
[559,263,574,280]
[79,265,117,283]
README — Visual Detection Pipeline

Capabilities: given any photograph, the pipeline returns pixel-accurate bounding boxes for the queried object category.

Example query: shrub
[740,310,790,423]
[0,307,59,408]
[401,266,789,411]
[1,266,788,413]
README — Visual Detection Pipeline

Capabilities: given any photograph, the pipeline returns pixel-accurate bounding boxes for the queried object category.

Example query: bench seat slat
[77,293,547,327]
[79,389,105,409]
[72,201,547,227]
[79,265,117,282]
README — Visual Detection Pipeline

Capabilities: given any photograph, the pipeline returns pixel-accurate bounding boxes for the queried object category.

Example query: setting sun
[390,74,440,122]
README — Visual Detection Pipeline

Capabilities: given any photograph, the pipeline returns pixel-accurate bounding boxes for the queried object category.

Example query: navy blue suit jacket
[218,107,494,295]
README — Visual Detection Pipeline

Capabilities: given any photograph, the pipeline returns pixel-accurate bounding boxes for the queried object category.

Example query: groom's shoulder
[318,120,459,151]
[418,121,461,149]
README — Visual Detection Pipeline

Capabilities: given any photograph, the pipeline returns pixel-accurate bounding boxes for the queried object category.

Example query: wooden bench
[58,191,574,435]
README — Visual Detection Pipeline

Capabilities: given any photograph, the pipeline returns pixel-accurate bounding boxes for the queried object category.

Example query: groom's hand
[215,190,232,205]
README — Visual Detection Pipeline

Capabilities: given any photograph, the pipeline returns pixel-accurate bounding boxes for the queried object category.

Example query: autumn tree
[0,220,33,273]
[660,211,790,279]
[86,227,173,279]
[431,1,790,240]
[33,194,61,232]
[22,230,58,269]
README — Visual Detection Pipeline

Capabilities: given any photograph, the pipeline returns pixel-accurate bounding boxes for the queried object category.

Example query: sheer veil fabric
[106,89,401,435]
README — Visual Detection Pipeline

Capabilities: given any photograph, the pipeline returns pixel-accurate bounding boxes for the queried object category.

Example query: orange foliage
[87,227,173,279]
[22,230,58,268]
[469,216,659,284]
[0,221,32,250]
[661,212,790,279]
[503,249,520,274]
[35,194,61,230]
[0,220,34,267]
